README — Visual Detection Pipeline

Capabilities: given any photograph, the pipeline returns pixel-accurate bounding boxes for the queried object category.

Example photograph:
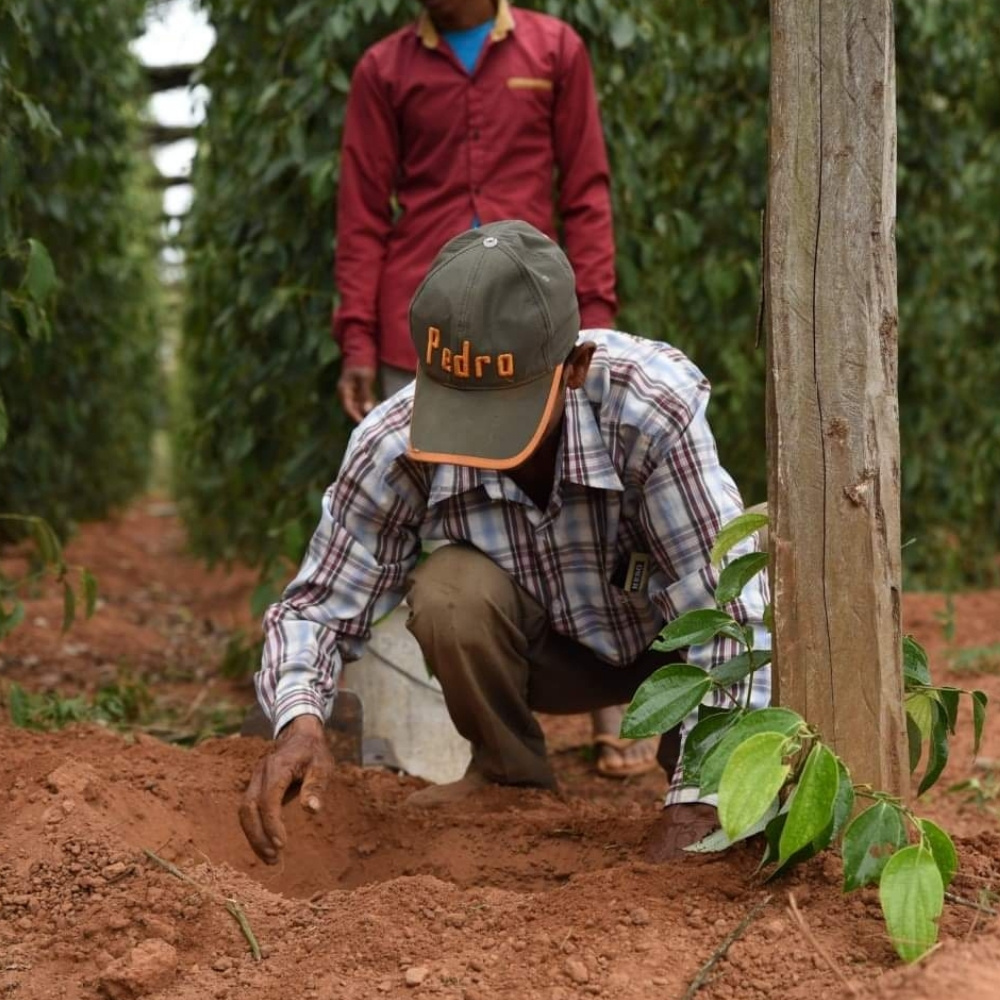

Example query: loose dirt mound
[3,725,996,1000]
[1,500,999,999]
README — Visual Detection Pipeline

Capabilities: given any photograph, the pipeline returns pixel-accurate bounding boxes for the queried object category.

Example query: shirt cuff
[337,321,378,371]
[664,783,719,807]
[272,689,328,739]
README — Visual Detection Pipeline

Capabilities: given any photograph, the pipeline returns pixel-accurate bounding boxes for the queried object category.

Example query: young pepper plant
[0,514,98,639]
[621,511,989,963]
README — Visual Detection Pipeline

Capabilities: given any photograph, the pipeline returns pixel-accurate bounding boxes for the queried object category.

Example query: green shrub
[0,1,161,536]
[178,0,1000,585]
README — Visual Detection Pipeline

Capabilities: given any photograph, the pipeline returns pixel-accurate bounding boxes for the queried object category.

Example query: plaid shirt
[257,330,771,803]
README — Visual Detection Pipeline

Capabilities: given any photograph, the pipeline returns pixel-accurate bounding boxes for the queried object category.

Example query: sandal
[593,733,659,778]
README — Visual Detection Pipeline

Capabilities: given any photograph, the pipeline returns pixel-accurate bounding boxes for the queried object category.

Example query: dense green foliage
[0,1,161,536]
[179,0,999,585]
[176,1,398,570]
[895,0,1000,584]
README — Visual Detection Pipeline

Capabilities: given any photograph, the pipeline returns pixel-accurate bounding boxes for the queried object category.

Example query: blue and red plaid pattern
[257,330,771,803]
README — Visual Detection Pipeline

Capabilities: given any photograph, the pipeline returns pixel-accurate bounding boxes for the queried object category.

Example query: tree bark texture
[765,0,907,796]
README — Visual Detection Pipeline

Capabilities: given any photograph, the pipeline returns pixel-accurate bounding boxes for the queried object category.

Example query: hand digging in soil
[239,715,335,864]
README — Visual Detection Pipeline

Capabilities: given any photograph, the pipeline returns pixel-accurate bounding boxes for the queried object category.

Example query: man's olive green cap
[407,220,580,469]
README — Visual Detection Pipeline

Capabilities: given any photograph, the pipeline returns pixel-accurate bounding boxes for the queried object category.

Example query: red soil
[1,499,998,1000]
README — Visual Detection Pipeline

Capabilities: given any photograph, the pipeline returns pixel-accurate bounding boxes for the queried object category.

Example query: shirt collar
[560,387,624,492]
[425,385,622,508]
[416,0,515,49]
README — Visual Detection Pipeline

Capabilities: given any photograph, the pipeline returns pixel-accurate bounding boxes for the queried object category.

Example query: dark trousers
[405,545,682,788]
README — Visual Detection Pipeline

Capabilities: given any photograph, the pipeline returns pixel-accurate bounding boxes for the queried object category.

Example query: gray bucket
[344,607,471,784]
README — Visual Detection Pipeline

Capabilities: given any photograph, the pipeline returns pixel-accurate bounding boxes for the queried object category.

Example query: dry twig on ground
[680,895,772,1000]
[143,848,262,961]
[786,892,859,997]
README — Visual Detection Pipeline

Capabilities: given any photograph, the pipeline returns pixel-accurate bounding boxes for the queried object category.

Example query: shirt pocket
[498,75,555,124]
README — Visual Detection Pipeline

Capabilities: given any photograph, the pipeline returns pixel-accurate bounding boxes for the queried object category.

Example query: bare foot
[591,705,659,778]
[644,804,719,862]
[405,770,492,808]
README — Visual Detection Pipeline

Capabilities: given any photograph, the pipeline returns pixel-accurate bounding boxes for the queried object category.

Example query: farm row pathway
[1,496,998,1000]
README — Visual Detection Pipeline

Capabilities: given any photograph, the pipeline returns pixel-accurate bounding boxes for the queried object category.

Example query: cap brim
[406,364,564,470]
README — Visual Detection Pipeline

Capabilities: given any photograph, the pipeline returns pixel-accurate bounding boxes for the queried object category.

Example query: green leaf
[651,609,739,652]
[609,12,637,50]
[710,649,772,688]
[906,711,923,774]
[621,664,712,739]
[763,820,821,879]
[760,804,791,870]
[917,701,950,795]
[30,517,63,570]
[714,552,769,605]
[8,684,30,727]
[685,799,778,854]
[62,582,77,633]
[250,581,277,619]
[767,757,855,879]
[972,690,988,754]
[0,600,26,639]
[826,759,856,843]
[879,845,944,963]
[937,687,960,733]
[719,731,791,841]
[842,801,909,892]
[22,238,56,303]
[0,392,7,450]
[917,818,958,889]
[903,635,931,688]
[82,570,99,619]
[906,691,935,740]
[779,744,839,862]
[680,710,739,790]
[700,707,804,795]
[710,512,769,567]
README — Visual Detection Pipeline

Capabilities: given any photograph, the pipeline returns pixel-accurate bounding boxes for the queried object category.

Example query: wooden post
[765,0,908,796]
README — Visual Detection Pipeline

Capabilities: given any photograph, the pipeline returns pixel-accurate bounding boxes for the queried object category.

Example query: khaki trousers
[405,545,682,788]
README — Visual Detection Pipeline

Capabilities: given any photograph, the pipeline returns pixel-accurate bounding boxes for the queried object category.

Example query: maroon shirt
[333,1,617,372]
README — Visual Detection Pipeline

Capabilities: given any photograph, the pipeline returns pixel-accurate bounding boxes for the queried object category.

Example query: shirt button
[471,129,480,140]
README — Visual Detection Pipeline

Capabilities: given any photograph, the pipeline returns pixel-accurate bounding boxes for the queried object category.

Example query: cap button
[482,236,498,248]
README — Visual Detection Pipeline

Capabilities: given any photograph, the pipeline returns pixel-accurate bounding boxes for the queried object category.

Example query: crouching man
[238,220,770,865]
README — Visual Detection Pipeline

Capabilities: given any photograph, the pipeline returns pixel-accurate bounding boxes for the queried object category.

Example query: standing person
[240,222,771,867]
[333,0,640,775]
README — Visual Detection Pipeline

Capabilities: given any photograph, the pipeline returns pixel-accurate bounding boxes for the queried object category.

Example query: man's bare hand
[239,715,335,864]
[337,366,377,424]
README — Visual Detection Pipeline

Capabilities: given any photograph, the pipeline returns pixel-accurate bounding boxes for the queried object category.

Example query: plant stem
[787,893,860,996]
[944,891,998,916]
[680,895,771,1000]
[143,849,263,961]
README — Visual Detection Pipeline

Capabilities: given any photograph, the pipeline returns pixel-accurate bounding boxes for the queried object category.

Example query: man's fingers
[338,371,377,424]
[337,382,363,424]
[258,758,294,853]
[355,375,376,418]
[239,766,279,864]
[300,750,335,814]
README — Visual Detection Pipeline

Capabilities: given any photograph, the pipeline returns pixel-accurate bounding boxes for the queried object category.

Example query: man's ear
[565,342,596,390]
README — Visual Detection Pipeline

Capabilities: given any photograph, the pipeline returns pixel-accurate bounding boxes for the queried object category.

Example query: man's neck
[432,0,496,32]
[508,418,563,512]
